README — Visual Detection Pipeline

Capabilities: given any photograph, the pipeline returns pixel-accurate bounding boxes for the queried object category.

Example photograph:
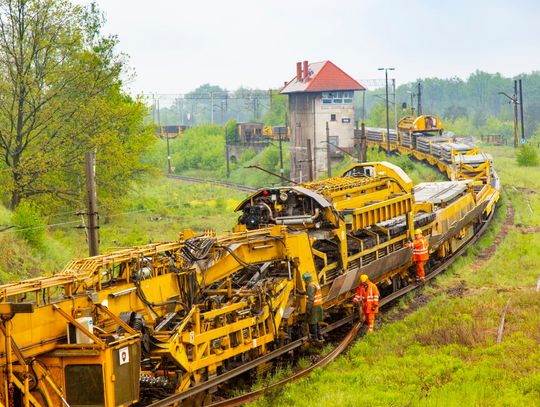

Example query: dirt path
[470,202,514,272]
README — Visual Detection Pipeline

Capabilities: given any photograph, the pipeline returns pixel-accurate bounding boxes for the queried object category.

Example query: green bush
[143,125,226,174]
[238,148,257,164]
[11,202,46,249]
[225,119,237,143]
[394,154,415,171]
[516,143,539,166]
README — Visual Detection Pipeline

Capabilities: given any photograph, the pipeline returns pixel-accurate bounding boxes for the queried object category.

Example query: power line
[1,202,191,234]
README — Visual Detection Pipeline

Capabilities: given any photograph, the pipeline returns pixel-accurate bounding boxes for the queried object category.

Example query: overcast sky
[80,0,540,95]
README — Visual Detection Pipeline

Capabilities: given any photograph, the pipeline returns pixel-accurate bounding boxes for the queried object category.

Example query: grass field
[251,145,540,407]
[2,142,539,406]
[0,176,247,281]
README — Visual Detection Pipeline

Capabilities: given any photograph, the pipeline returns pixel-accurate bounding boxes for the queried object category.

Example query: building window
[330,114,336,121]
[322,91,353,105]
[322,92,333,104]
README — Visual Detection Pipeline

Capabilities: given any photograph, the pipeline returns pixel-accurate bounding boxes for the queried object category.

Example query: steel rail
[204,210,497,407]
[167,174,257,193]
[147,206,496,407]
[146,317,355,407]
[206,320,363,407]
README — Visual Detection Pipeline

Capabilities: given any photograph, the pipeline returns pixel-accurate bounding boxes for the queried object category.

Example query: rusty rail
[148,201,497,407]
[206,321,363,407]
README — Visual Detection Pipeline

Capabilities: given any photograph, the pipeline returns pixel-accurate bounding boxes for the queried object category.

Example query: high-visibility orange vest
[413,236,429,262]
[353,281,379,314]
[307,282,323,306]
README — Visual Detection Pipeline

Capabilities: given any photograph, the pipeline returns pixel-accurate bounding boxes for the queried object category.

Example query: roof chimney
[303,60,309,80]
[296,62,302,81]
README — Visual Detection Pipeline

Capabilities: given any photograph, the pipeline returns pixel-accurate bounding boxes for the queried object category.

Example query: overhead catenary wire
[0,202,187,234]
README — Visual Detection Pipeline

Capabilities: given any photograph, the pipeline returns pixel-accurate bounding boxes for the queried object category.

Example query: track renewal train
[0,116,499,406]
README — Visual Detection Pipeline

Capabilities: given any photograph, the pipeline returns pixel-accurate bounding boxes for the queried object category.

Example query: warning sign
[119,347,130,365]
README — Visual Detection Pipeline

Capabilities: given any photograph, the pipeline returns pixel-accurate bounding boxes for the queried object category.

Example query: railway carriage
[0,116,498,406]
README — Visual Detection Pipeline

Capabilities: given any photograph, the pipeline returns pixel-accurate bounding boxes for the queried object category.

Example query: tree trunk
[10,187,20,210]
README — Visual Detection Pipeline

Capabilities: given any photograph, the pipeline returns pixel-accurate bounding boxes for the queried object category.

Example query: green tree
[0,0,154,210]
[11,201,45,248]
[263,90,287,126]
[365,100,397,128]
[225,119,237,143]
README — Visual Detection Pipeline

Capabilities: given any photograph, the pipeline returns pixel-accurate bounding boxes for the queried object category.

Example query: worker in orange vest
[352,274,379,333]
[302,272,324,342]
[407,228,429,282]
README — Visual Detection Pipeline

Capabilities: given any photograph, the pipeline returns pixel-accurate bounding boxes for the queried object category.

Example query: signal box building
[236,122,264,143]
[281,60,365,181]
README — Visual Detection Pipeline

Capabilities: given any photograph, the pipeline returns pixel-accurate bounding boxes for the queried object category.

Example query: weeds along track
[147,204,496,407]
[149,125,501,406]
[0,117,501,407]
[167,174,258,193]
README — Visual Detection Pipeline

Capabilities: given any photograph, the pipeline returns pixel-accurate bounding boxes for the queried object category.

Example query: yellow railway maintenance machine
[0,159,498,406]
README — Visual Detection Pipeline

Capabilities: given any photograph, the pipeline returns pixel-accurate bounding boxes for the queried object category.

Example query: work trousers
[364,312,376,332]
[416,261,425,279]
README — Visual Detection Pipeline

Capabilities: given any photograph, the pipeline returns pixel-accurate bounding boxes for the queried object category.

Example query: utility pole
[166,137,172,172]
[225,126,231,178]
[498,84,519,148]
[361,122,367,162]
[85,152,99,257]
[279,132,284,186]
[409,91,415,116]
[225,144,230,178]
[417,82,422,115]
[378,67,395,152]
[355,121,360,162]
[306,138,314,181]
[176,98,182,126]
[392,78,397,131]
[210,92,214,124]
[280,111,287,186]
[362,90,366,123]
[157,98,161,128]
[151,93,155,122]
[514,80,519,148]
[220,100,225,124]
[384,70,390,151]
[519,79,525,143]
[159,98,171,174]
[253,97,259,120]
[326,122,331,178]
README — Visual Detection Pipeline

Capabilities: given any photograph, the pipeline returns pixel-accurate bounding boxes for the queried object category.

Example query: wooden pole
[306,138,314,181]
[361,122,367,162]
[279,132,284,186]
[326,122,331,178]
[85,152,99,257]
[496,299,510,344]
[513,80,519,148]
[519,79,525,143]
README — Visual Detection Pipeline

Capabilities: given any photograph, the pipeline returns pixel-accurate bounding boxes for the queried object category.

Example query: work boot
[308,324,318,342]
[315,324,325,343]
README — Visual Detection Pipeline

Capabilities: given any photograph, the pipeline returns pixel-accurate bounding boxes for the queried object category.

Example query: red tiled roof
[281,61,365,94]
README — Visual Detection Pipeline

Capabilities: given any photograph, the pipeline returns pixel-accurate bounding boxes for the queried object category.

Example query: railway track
[167,174,258,193]
[0,115,500,407]
[147,208,496,407]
